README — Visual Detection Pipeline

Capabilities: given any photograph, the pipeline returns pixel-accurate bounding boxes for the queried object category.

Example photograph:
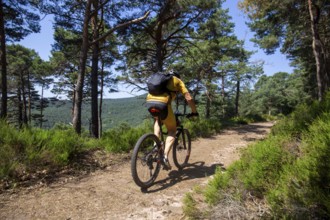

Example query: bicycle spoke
[131,134,161,188]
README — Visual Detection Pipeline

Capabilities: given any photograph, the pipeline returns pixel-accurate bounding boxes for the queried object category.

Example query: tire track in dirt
[0,122,273,220]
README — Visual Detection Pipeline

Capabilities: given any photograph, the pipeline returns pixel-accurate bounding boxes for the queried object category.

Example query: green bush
[204,135,294,205]
[204,166,231,204]
[0,121,27,177]
[41,128,83,165]
[101,121,152,152]
[272,93,330,137]
[184,118,222,138]
[267,113,330,218]
[200,93,330,219]
[238,135,294,195]
[230,116,249,125]
[0,121,92,179]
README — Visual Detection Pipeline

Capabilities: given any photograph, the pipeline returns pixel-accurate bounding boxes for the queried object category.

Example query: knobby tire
[131,133,161,189]
[172,128,191,170]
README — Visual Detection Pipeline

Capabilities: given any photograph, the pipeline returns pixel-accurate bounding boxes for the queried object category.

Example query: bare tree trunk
[99,60,105,138]
[40,84,44,128]
[205,79,212,119]
[27,71,32,124]
[0,0,7,119]
[73,0,92,134]
[90,0,99,138]
[20,72,28,125]
[221,73,225,117]
[308,0,328,101]
[205,90,211,119]
[235,80,240,116]
[72,5,149,135]
[17,88,23,128]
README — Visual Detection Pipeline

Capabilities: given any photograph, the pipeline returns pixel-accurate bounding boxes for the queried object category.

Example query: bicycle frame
[131,97,191,189]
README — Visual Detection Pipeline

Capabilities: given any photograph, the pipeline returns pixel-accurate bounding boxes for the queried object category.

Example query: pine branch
[90,11,150,45]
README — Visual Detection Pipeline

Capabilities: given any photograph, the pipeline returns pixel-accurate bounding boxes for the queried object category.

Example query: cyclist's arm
[171,76,198,114]
[184,92,197,113]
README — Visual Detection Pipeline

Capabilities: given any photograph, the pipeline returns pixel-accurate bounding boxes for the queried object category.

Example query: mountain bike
[131,109,191,189]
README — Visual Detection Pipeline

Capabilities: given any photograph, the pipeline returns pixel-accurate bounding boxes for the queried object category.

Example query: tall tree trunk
[205,90,211,119]
[73,0,92,134]
[155,40,164,72]
[20,72,28,125]
[90,0,99,138]
[99,59,105,138]
[205,80,212,119]
[308,0,328,101]
[221,73,225,117]
[235,80,240,116]
[17,88,23,128]
[0,0,7,119]
[40,84,44,128]
[27,71,32,124]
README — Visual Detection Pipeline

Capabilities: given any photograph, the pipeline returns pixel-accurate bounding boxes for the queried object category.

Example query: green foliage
[201,93,330,219]
[183,118,222,138]
[239,72,309,118]
[40,128,82,165]
[0,120,92,179]
[238,136,293,195]
[100,120,153,153]
[3,0,41,42]
[0,121,20,178]
[204,135,293,205]
[272,93,330,137]
[183,193,199,219]
[230,116,249,125]
[41,96,148,130]
[204,166,231,204]
[267,113,330,218]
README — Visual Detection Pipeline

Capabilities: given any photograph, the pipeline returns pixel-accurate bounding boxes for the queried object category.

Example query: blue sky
[19,0,293,98]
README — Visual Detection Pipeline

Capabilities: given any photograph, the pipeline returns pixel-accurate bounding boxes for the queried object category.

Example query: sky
[19,0,293,99]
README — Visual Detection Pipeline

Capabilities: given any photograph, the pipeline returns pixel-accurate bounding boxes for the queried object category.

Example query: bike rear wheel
[173,128,191,170]
[131,133,161,188]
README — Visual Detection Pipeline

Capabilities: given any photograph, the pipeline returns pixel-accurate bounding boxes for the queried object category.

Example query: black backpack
[147,72,173,95]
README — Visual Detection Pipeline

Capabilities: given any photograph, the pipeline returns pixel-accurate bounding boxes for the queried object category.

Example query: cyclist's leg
[153,118,160,139]
[162,105,177,159]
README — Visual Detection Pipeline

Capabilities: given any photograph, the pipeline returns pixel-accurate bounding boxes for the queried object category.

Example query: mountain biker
[146,71,198,170]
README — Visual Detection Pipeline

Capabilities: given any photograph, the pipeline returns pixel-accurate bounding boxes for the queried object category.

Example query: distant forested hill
[41,95,149,130]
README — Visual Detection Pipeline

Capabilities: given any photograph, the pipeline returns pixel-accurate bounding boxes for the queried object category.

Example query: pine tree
[0,0,41,119]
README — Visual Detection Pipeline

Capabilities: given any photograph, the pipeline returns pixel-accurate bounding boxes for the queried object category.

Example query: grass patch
[186,93,330,219]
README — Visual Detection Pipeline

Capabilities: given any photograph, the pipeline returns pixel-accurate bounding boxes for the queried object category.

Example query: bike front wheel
[131,133,162,189]
[173,128,191,170]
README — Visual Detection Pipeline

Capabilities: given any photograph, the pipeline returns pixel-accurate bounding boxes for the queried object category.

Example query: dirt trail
[0,122,273,220]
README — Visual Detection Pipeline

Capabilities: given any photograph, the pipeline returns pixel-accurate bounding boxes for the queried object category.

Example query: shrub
[41,128,83,165]
[184,118,222,139]
[0,120,27,178]
[101,121,152,153]
[204,135,294,205]
[204,166,231,204]
[267,113,330,218]
[238,135,294,195]
[272,93,330,137]
[201,93,330,219]
[230,116,249,125]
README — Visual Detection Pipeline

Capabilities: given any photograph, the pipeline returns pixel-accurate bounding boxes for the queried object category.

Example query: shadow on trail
[142,161,224,193]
